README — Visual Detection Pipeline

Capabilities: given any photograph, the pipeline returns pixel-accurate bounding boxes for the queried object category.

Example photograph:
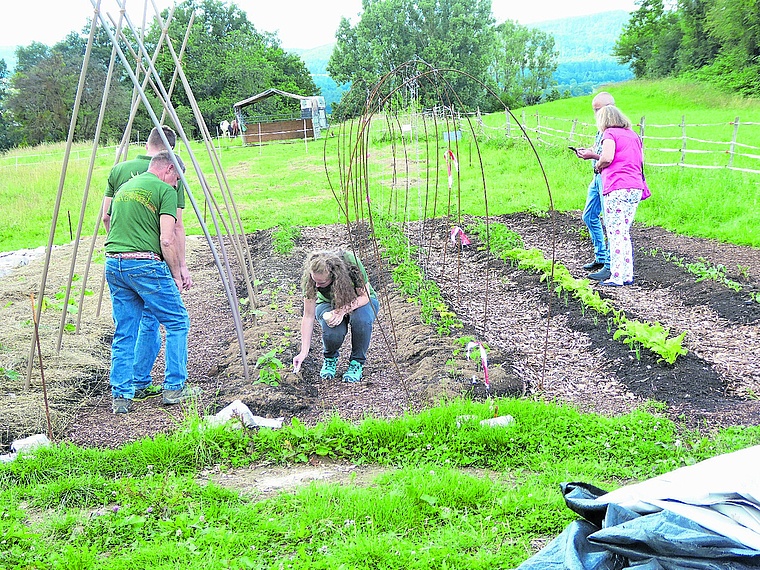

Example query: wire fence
[0,142,147,170]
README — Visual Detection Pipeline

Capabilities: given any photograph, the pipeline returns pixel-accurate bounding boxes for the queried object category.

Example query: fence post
[536,112,542,144]
[569,118,577,142]
[680,115,686,167]
[728,116,740,168]
[639,116,646,161]
[505,109,511,138]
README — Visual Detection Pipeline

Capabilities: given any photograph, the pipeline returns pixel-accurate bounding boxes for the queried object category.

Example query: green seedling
[614,318,687,365]
[255,349,283,387]
[473,221,687,364]
[0,367,20,382]
[272,224,300,255]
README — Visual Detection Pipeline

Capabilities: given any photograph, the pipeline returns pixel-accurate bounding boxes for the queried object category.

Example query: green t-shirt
[105,172,178,256]
[106,154,185,209]
[316,252,376,304]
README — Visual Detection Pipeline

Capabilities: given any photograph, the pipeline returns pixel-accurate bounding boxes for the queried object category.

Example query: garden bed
[1,210,759,450]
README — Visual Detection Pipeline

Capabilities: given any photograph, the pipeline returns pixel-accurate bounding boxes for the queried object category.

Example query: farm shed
[233,88,328,144]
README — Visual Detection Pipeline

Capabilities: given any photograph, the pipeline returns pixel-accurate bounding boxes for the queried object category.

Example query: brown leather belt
[106,252,162,261]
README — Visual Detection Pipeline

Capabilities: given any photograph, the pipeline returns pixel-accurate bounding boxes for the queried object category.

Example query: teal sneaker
[320,357,339,380]
[133,385,162,401]
[343,360,363,383]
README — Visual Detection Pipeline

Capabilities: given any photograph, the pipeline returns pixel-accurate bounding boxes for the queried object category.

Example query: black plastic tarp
[515,445,760,568]
[514,482,760,569]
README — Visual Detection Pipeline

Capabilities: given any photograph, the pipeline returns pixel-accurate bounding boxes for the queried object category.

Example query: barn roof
[233,88,308,111]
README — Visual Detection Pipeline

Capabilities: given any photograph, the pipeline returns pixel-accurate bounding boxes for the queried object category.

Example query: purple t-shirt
[601,127,650,199]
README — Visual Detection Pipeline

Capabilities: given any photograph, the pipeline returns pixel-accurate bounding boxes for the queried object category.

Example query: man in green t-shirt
[103,126,192,404]
[105,152,200,414]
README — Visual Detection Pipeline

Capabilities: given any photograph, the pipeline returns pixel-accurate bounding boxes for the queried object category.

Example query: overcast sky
[1,0,637,50]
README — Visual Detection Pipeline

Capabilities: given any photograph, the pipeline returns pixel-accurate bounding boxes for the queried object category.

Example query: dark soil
[2,211,759,450]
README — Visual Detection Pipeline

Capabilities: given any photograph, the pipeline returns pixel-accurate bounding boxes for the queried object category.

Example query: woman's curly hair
[301,250,365,309]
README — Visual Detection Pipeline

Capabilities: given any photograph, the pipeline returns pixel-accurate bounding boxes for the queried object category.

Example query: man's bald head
[592,92,615,113]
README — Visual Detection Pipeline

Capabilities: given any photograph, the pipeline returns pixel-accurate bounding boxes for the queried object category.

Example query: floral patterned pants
[603,188,643,285]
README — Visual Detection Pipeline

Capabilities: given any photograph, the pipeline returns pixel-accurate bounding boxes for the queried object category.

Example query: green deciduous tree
[0,59,22,151]
[149,0,317,134]
[328,0,495,109]
[5,34,135,146]
[491,20,559,108]
[614,0,680,78]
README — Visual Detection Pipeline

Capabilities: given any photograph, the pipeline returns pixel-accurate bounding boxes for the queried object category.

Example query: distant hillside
[287,44,345,113]
[529,10,633,96]
[529,10,631,62]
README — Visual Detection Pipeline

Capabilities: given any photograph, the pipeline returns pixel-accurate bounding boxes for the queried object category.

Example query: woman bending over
[292,250,379,382]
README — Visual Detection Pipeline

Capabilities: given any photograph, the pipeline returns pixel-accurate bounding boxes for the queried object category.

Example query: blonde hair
[301,250,364,309]
[596,106,632,131]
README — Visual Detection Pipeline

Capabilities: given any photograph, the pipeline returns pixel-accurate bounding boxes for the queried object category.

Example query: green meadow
[1,79,759,251]
[1,78,760,568]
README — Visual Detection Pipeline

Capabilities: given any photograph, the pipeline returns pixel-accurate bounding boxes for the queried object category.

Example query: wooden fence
[477,111,760,175]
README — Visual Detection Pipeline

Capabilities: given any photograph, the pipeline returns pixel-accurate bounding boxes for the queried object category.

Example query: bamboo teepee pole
[160,11,194,126]
[150,1,259,318]
[97,0,250,380]
[66,9,126,340]
[25,0,102,388]
[94,5,177,317]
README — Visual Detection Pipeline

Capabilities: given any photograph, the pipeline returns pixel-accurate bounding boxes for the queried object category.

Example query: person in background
[102,126,192,402]
[105,152,201,413]
[594,105,651,287]
[292,250,379,383]
[573,91,615,281]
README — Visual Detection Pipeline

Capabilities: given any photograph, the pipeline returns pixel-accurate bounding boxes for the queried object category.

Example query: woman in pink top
[594,106,651,286]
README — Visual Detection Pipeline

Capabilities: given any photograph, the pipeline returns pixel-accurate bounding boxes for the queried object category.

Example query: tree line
[0,0,572,151]
[0,0,316,151]
[614,0,760,96]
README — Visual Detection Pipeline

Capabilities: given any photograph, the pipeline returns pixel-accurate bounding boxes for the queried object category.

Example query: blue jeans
[316,298,380,365]
[582,173,609,267]
[105,258,189,398]
[132,311,162,390]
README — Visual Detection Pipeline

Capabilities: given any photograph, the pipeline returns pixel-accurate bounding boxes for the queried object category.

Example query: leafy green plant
[613,319,688,365]
[526,204,549,218]
[685,260,743,291]
[0,367,20,382]
[472,222,688,364]
[272,223,300,254]
[254,348,283,387]
[376,219,462,336]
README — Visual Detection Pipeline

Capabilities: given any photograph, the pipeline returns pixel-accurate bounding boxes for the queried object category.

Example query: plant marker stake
[466,341,489,390]
[445,149,459,191]
[31,295,54,442]
[450,226,470,246]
